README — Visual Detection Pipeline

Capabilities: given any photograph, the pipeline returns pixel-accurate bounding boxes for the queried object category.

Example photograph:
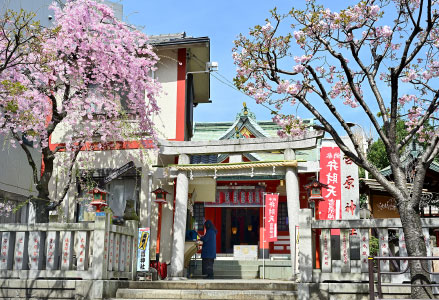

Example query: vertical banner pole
[263,192,265,279]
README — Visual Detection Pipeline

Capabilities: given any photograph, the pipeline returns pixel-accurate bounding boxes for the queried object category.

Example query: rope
[169,160,298,171]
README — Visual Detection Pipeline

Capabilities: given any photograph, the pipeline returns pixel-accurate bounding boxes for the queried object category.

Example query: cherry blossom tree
[0,0,161,222]
[233,0,439,297]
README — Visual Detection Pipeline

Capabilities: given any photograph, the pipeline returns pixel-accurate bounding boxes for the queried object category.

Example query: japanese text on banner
[264,193,279,242]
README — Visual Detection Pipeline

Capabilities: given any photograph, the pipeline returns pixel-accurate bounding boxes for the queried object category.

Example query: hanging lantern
[152,187,168,203]
[89,187,108,213]
[304,179,328,206]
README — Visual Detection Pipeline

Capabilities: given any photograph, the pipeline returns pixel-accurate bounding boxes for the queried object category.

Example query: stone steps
[119,280,297,291]
[0,288,75,299]
[188,259,291,280]
[113,280,298,300]
[114,288,297,300]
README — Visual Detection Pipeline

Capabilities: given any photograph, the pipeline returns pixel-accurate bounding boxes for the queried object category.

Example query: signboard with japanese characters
[46,231,59,270]
[264,193,279,242]
[0,232,14,270]
[137,228,150,272]
[113,234,120,271]
[398,229,408,269]
[108,232,114,271]
[320,146,360,221]
[341,154,359,220]
[233,245,258,260]
[340,229,350,272]
[125,236,132,271]
[119,235,126,272]
[359,229,370,273]
[207,187,265,207]
[60,232,74,270]
[320,229,332,272]
[76,231,89,270]
[14,232,28,270]
[28,232,44,270]
[320,147,342,223]
[378,229,389,272]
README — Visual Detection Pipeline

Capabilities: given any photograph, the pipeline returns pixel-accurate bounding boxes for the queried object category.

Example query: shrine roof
[191,104,318,162]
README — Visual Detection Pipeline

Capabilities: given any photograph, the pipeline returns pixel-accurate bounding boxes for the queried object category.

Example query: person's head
[204,220,217,232]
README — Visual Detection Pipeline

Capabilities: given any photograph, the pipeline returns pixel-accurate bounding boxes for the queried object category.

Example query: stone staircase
[0,279,78,300]
[188,259,292,280]
[111,280,298,300]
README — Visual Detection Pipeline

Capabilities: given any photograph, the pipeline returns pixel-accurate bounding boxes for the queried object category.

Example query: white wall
[0,134,40,197]
[153,49,179,140]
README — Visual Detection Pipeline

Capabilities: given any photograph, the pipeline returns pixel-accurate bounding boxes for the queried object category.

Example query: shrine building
[152,103,361,279]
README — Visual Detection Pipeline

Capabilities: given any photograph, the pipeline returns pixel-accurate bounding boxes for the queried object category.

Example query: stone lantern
[304,179,328,219]
[89,187,108,213]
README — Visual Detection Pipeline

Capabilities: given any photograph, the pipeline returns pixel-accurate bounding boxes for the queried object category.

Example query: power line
[210,72,277,114]
[190,53,277,114]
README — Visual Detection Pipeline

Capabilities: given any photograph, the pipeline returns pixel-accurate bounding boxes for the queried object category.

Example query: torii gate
[157,130,323,279]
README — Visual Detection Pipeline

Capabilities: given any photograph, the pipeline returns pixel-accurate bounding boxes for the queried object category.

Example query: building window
[277,202,288,231]
[193,202,205,231]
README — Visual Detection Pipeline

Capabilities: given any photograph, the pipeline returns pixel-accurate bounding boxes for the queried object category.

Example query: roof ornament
[236,101,256,120]
[235,126,240,139]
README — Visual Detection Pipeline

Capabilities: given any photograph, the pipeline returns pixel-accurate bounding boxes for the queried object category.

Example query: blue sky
[120,0,381,137]
[120,1,307,123]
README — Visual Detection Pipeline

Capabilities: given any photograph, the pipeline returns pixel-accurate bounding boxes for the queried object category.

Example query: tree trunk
[398,198,433,299]
[31,196,50,223]
[33,148,55,223]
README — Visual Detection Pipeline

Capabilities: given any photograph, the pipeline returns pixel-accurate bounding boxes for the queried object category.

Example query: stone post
[169,154,190,278]
[299,209,313,283]
[284,148,300,280]
[92,213,110,280]
[159,187,174,264]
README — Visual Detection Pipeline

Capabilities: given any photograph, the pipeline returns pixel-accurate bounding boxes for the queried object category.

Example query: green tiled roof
[191,106,318,162]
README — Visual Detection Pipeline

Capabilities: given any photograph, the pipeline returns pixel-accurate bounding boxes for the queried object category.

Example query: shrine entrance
[221,207,260,253]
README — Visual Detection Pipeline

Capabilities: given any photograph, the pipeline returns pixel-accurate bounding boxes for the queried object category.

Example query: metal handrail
[368,256,439,300]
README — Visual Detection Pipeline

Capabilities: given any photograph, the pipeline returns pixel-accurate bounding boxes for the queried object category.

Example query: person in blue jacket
[200,220,217,279]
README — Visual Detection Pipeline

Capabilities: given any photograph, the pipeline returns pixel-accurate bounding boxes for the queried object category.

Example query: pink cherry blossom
[0,0,161,214]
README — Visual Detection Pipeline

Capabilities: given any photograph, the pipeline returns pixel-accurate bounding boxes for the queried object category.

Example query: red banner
[206,188,265,207]
[320,147,342,234]
[264,193,279,242]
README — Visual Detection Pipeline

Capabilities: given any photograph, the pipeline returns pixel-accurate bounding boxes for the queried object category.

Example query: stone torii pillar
[169,154,190,278]
[284,148,300,280]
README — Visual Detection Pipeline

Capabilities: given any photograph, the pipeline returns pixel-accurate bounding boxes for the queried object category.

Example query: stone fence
[299,209,439,285]
[0,213,137,280]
